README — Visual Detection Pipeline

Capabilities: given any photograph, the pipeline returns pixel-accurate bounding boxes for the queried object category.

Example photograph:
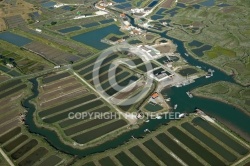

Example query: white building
[35,29,42,33]
[124,21,130,26]
[131,8,144,13]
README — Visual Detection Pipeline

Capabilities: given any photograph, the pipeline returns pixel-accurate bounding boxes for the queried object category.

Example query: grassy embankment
[192,81,250,114]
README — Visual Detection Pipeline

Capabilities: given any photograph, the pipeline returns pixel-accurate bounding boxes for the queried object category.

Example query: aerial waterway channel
[23,15,250,157]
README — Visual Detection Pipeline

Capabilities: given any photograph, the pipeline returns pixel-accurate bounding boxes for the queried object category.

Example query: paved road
[71,69,137,124]
[0,148,14,166]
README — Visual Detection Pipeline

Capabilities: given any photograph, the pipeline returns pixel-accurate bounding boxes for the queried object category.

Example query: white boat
[178,113,185,118]
[145,120,150,123]
[208,69,215,73]
[166,98,171,101]
[206,71,213,78]
[186,91,193,98]
[205,74,211,78]
[184,53,189,56]
[174,104,178,109]
[196,66,202,69]
[175,84,182,88]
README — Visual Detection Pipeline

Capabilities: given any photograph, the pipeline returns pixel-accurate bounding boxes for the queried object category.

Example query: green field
[163,0,250,85]
[0,0,249,165]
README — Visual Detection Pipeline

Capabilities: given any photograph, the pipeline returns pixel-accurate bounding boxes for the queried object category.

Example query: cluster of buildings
[54,3,78,8]
[131,8,145,13]
[120,13,130,29]
[152,67,174,81]
[120,13,143,35]
[129,27,143,35]
[136,18,151,28]
[137,45,161,60]
[130,8,152,16]
[73,10,108,19]
[131,44,175,81]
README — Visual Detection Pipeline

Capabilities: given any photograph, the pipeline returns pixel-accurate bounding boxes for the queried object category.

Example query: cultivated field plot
[73,53,156,112]
[0,79,27,135]
[38,7,56,20]
[0,79,68,166]
[73,52,156,130]
[27,0,96,13]
[136,62,159,72]
[24,41,80,64]
[117,86,153,112]
[4,15,25,29]
[113,80,146,101]
[43,6,69,15]
[54,0,97,3]
[47,15,110,31]
[37,71,128,145]
[125,57,144,66]
[58,26,81,34]
[0,0,38,30]
[38,72,88,108]
[20,27,93,58]
[0,126,67,166]
[0,45,51,75]
[56,18,115,34]
[0,72,10,83]
[75,115,250,166]
[155,44,175,53]
[161,0,175,8]
[74,53,140,98]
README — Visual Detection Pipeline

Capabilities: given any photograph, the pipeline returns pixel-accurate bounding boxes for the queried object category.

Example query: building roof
[151,92,159,99]
[120,13,126,17]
